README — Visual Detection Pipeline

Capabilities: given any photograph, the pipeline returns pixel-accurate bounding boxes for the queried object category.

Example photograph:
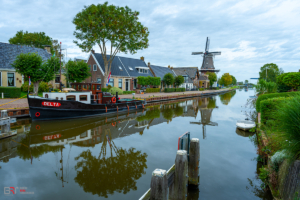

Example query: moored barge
[28,83,146,121]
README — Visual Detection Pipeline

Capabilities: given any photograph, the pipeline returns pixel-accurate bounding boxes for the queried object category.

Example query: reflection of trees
[207,98,216,109]
[17,135,61,160]
[74,133,147,198]
[174,104,184,116]
[136,108,160,122]
[161,106,174,120]
[219,90,236,105]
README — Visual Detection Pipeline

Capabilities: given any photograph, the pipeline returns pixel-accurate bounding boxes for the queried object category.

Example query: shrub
[108,87,123,95]
[21,81,33,92]
[38,82,49,92]
[275,95,300,159]
[256,91,300,112]
[101,88,108,92]
[146,88,160,93]
[199,88,205,91]
[123,91,135,94]
[164,88,185,93]
[271,150,287,172]
[0,87,21,98]
[53,89,60,92]
[260,97,289,123]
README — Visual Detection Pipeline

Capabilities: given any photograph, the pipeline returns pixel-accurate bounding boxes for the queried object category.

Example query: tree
[220,73,232,86]
[207,72,217,88]
[231,75,237,85]
[281,72,300,90]
[137,76,146,87]
[276,73,292,92]
[259,63,283,82]
[245,80,249,84]
[174,75,184,88]
[142,76,161,87]
[73,2,149,88]
[64,60,91,84]
[163,73,174,86]
[12,53,60,95]
[9,30,62,58]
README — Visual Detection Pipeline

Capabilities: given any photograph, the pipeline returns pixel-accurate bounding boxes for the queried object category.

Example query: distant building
[148,64,176,89]
[172,67,200,89]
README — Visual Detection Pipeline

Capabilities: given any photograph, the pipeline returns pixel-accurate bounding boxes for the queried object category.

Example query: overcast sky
[1,0,299,82]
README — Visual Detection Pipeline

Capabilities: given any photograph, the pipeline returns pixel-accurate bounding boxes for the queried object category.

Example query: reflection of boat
[235,128,255,137]
[236,120,255,131]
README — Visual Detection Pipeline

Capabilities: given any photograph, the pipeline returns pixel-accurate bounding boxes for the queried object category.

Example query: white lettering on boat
[43,134,61,140]
[42,102,61,107]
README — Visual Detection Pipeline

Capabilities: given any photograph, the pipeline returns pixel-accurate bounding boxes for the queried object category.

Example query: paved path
[0,98,28,109]
[119,88,231,99]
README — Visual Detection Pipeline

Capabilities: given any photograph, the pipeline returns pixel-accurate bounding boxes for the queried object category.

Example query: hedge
[146,88,160,93]
[164,88,186,93]
[260,97,291,124]
[123,91,135,94]
[256,91,300,112]
[0,87,21,98]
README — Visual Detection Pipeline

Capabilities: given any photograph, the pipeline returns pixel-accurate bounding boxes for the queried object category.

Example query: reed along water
[0,89,272,200]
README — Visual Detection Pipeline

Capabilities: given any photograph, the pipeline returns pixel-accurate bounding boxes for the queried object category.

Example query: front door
[125,80,130,91]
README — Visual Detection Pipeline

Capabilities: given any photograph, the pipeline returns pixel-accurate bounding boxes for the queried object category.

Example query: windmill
[192,37,221,74]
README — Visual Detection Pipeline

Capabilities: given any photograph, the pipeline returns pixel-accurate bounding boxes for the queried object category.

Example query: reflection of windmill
[190,98,218,139]
[98,129,120,159]
[55,145,71,187]
[192,37,221,74]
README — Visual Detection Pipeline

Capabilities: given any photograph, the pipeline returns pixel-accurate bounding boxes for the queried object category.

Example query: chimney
[91,49,95,54]
[44,45,51,54]
[148,62,150,68]
[168,65,170,68]
[141,56,144,61]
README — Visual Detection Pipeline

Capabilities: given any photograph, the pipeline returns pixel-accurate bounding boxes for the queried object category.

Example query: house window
[139,68,143,73]
[80,95,87,101]
[109,78,114,87]
[93,64,97,71]
[55,75,60,83]
[88,65,91,71]
[66,95,76,101]
[118,79,122,88]
[97,78,101,83]
[119,66,122,70]
[183,76,188,82]
[7,73,15,86]
[129,67,133,71]
[134,79,137,89]
[144,69,148,73]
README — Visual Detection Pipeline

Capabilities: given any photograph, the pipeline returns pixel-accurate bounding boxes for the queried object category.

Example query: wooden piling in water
[150,169,168,200]
[171,150,188,200]
[188,138,200,188]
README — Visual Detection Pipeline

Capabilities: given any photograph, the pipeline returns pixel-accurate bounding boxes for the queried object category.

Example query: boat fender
[112,97,116,103]
[36,125,40,130]
[35,112,41,117]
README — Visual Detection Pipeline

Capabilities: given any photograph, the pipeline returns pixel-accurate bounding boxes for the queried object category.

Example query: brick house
[84,51,154,91]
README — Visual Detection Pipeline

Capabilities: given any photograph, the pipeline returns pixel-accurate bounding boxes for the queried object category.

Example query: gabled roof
[172,67,198,78]
[92,53,153,77]
[149,65,176,79]
[0,42,52,70]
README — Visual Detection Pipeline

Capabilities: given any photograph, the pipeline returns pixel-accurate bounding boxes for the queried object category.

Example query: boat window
[61,97,63,100]
[88,85,91,90]
[45,94,48,98]
[80,95,87,101]
[92,85,95,90]
[78,85,82,90]
[97,85,100,90]
[83,85,87,90]
[66,95,76,101]
[56,97,58,100]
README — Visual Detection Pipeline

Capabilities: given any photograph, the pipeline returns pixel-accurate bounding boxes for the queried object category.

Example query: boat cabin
[70,83,101,95]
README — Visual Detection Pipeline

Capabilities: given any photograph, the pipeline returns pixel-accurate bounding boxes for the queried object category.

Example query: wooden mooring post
[188,138,200,188]
[150,169,168,200]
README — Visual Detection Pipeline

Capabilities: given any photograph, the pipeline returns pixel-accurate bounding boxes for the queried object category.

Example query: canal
[0,89,272,200]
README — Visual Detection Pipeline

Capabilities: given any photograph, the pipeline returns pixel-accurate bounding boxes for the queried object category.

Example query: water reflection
[190,97,218,139]
[236,128,255,137]
[219,90,236,105]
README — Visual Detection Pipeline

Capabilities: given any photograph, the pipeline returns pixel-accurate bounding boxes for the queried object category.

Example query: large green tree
[281,72,300,91]
[174,75,184,88]
[259,63,283,82]
[64,60,91,84]
[207,72,217,88]
[12,53,60,95]
[163,73,174,86]
[220,73,232,86]
[73,2,149,88]
[231,75,237,85]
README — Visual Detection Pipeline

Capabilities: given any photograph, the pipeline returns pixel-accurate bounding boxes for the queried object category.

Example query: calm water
[0,89,272,200]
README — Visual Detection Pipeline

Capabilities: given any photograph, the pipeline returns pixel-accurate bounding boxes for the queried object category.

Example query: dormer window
[139,68,143,73]
[136,67,148,74]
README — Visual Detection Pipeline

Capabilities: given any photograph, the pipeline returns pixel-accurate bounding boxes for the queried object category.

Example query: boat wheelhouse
[27,83,146,121]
